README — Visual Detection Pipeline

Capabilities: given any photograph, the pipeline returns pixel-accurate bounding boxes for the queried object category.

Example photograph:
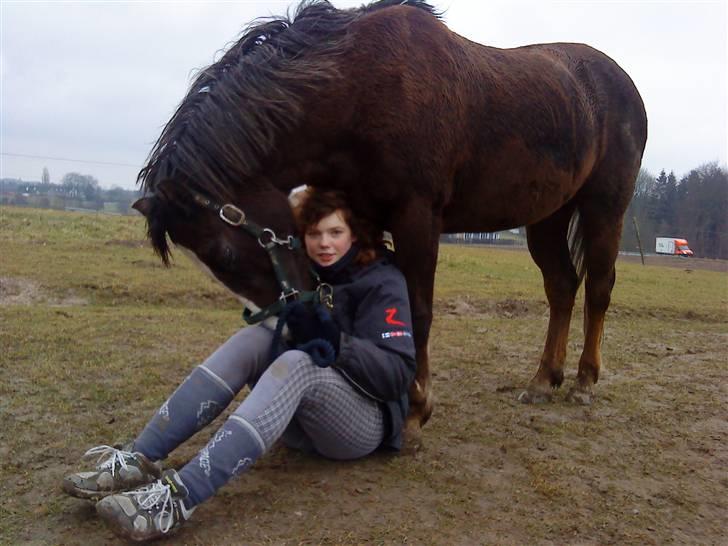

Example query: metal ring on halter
[259,229,298,248]
[318,283,334,309]
[219,204,246,226]
[258,228,278,248]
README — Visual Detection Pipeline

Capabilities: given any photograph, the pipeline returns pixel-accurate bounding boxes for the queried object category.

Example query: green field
[1,206,726,545]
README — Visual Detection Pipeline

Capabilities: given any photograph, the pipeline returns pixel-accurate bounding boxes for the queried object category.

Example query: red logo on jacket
[385,307,406,326]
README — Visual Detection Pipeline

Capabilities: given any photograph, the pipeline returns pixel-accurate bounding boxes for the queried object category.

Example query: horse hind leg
[519,205,582,404]
[565,202,624,405]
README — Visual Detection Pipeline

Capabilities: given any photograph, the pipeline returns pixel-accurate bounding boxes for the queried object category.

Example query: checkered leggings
[205,326,385,460]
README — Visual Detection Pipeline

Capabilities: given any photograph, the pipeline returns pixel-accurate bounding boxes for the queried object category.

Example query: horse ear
[132,197,154,218]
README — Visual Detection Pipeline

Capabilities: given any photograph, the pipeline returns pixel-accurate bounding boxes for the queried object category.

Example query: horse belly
[442,148,589,233]
[443,188,569,233]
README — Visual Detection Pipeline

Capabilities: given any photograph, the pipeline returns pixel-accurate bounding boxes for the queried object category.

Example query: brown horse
[132,0,647,441]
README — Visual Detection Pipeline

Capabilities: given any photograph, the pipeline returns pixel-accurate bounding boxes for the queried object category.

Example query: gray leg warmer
[179,416,265,507]
[133,325,277,461]
[132,366,235,461]
[177,350,384,507]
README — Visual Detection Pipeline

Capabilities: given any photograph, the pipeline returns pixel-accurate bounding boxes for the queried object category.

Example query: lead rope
[297,338,336,368]
[268,302,295,364]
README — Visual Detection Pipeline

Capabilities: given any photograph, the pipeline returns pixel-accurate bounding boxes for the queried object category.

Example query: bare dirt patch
[0,276,88,307]
[0,276,41,305]
[437,296,547,319]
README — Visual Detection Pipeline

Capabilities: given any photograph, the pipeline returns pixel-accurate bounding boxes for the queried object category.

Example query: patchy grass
[1,206,235,308]
[1,206,727,545]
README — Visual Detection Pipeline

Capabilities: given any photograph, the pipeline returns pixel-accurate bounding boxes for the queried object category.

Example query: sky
[1,0,726,190]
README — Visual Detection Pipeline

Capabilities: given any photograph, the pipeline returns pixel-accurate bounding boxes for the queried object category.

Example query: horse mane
[137,0,439,202]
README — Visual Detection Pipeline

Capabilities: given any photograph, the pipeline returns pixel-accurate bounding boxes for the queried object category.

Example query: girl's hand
[285,302,319,345]
[285,303,341,355]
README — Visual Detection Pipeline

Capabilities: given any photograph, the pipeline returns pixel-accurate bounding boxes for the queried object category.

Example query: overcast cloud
[1,0,726,190]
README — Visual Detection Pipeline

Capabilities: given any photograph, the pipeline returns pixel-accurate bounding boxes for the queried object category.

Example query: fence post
[632,216,645,265]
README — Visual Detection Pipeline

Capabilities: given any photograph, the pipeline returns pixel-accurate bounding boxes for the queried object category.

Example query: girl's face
[304,209,355,267]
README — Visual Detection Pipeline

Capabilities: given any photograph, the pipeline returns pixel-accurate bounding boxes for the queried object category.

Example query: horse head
[130,1,408,313]
[132,180,312,315]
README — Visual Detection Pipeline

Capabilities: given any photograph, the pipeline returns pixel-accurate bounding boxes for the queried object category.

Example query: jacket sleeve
[334,267,416,402]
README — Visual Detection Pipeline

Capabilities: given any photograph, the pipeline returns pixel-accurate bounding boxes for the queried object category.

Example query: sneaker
[96,469,196,542]
[62,444,162,500]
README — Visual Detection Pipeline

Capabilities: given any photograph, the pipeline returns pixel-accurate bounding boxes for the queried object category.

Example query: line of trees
[621,163,728,259]
[3,163,726,258]
[1,171,140,214]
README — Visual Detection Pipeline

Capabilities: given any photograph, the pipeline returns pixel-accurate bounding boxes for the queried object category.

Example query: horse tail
[568,208,586,288]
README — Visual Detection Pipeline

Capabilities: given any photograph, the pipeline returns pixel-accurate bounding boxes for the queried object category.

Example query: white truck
[655,237,693,257]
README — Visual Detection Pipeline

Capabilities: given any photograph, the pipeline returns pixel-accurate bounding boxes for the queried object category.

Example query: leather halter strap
[190,191,332,324]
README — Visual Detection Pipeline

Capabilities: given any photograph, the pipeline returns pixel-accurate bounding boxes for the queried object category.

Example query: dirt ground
[2,241,726,545]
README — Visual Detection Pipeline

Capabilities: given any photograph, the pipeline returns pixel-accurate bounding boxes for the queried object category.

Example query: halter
[190,191,333,324]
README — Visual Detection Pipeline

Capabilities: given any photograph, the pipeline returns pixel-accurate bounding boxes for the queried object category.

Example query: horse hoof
[420,399,434,427]
[518,389,552,404]
[401,427,424,454]
[411,380,434,427]
[402,416,424,454]
[566,387,593,405]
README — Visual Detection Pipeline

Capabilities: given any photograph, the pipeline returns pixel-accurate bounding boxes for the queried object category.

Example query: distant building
[440,229,527,246]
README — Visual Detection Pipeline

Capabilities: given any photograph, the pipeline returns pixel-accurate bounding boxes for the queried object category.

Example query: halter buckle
[279,288,300,303]
[219,204,246,226]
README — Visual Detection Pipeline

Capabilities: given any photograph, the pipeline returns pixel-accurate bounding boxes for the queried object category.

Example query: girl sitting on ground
[63,188,416,542]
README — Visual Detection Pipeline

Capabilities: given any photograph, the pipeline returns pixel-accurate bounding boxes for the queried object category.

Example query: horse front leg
[390,202,440,448]
[408,297,435,430]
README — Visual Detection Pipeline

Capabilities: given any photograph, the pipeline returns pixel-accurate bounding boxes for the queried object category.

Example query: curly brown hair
[293,187,382,266]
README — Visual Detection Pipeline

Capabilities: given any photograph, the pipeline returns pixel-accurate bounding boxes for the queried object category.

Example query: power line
[1,152,140,168]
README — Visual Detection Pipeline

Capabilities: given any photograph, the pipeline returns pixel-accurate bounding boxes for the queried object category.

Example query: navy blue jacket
[317,250,416,450]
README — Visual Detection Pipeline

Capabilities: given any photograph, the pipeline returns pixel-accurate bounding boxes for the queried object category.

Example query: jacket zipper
[335,367,385,403]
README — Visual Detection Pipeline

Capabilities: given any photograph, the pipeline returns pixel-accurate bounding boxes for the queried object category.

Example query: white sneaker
[62,444,161,500]
[95,469,196,542]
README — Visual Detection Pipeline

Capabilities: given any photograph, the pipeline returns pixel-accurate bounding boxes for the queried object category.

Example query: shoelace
[130,480,176,534]
[84,445,135,476]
